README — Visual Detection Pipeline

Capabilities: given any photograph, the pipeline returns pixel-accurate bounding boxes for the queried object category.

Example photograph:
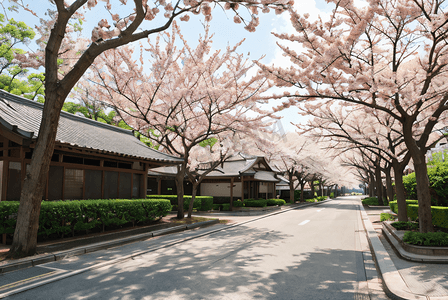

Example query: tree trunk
[320,181,324,197]
[384,165,395,202]
[385,166,394,204]
[300,183,305,202]
[375,166,384,206]
[402,120,433,232]
[369,172,375,197]
[413,157,434,233]
[9,93,65,257]
[289,173,295,204]
[310,179,315,197]
[175,166,186,219]
[393,164,408,222]
[187,183,199,218]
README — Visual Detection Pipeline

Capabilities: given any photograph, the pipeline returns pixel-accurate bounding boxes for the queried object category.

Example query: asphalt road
[1,197,386,299]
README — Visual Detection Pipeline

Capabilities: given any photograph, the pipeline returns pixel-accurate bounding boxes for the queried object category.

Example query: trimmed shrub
[432,206,448,229]
[0,201,20,235]
[212,204,221,211]
[403,159,448,206]
[316,196,327,201]
[294,190,301,201]
[330,192,334,198]
[267,199,286,206]
[233,200,244,207]
[390,200,448,228]
[0,199,171,239]
[380,213,395,221]
[244,199,268,207]
[391,221,419,231]
[389,200,418,215]
[146,195,212,211]
[212,196,231,204]
[198,196,213,211]
[363,197,380,206]
[403,231,448,247]
[221,204,230,211]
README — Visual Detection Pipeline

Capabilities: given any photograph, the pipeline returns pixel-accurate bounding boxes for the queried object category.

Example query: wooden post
[82,169,86,199]
[1,160,7,201]
[230,177,234,207]
[2,233,5,245]
[100,160,104,199]
[157,177,162,195]
[142,163,148,198]
[101,170,105,199]
[117,172,120,198]
[241,176,244,201]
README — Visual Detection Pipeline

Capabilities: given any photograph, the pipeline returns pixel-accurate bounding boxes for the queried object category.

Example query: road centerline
[298,220,310,226]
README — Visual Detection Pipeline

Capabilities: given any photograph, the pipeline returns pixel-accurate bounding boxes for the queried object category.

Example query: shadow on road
[22,222,364,300]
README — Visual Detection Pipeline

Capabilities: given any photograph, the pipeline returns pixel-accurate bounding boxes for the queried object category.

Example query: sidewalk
[361,205,448,300]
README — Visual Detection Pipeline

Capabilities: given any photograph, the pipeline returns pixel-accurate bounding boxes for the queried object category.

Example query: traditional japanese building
[200,153,280,202]
[0,90,182,201]
[147,153,281,204]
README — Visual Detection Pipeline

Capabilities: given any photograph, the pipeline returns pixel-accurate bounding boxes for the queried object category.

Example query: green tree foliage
[0,13,44,100]
[62,101,117,125]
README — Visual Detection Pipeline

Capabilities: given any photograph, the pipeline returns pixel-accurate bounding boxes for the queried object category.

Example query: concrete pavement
[2,197,448,299]
[361,202,448,300]
[1,197,378,299]
[0,201,327,276]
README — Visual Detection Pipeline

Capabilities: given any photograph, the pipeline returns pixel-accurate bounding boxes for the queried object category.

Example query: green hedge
[403,231,448,246]
[0,199,171,238]
[362,197,389,206]
[146,195,213,211]
[389,200,418,214]
[221,203,230,211]
[380,213,395,221]
[403,160,448,206]
[233,200,244,207]
[267,199,286,206]
[244,199,268,207]
[391,221,419,231]
[389,200,448,229]
[305,196,328,203]
[0,201,20,235]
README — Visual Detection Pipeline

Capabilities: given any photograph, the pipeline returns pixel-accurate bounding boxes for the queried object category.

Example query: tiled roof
[201,153,280,181]
[0,90,183,163]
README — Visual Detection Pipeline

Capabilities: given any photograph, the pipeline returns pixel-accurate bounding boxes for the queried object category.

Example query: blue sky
[8,0,336,132]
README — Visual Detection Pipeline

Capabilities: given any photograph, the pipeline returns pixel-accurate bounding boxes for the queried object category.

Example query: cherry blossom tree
[9,0,291,257]
[251,131,356,202]
[300,103,414,219]
[260,0,448,232]
[84,22,274,219]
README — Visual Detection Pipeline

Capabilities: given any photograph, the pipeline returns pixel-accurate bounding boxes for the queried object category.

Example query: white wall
[201,182,242,197]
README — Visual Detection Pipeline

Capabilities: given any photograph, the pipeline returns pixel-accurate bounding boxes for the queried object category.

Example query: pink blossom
[180,14,190,22]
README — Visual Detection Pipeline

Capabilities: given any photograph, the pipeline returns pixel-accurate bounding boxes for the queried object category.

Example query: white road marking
[317,208,325,212]
[36,265,68,272]
[298,220,310,226]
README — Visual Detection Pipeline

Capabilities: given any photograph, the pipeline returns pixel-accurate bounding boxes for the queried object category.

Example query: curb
[0,220,219,274]
[359,204,448,300]
[382,222,448,263]
[359,204,425,300]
